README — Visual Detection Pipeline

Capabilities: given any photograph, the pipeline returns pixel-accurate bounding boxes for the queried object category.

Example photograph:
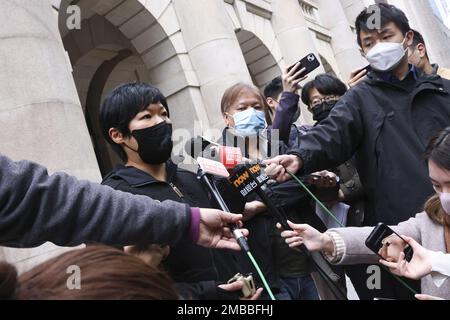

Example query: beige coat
[330,212,450,299]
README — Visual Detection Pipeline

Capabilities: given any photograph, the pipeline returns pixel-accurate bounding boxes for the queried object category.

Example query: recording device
[365,223,413,263]
[287,53,321,79]
[227,273,256,298]
[196,157,250,252]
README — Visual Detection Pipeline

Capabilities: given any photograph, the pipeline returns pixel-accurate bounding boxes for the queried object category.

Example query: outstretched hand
[197,209,248,251]
[277,220,331,253]
[264,155,303,183]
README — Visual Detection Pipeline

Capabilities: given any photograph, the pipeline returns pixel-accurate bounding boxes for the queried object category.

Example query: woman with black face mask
[99,82,262,301]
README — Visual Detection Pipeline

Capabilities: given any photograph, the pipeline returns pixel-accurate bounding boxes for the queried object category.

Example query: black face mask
[312,101,337,123]
[130,122,173,165]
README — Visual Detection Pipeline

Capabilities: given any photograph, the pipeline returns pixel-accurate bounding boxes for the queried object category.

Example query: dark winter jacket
[289,67,450,226]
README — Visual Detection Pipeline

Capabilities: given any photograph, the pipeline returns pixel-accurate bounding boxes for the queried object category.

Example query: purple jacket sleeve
[271,92,300,145]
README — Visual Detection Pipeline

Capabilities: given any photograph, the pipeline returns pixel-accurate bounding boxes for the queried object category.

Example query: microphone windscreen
[218,146,243,169]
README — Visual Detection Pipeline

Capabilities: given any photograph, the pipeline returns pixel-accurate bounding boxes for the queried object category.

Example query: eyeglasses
[309,96,340,109]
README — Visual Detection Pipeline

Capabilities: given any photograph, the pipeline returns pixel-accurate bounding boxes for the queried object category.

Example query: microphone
[185,137,247,170]
[184,136,220,161]
[229,163,291,230]
[218,146,245,170]
[196,157,250,252]
[196,158,278,300]
[227,162,347,299]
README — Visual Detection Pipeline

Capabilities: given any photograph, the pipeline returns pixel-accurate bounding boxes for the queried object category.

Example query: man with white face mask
[264,3,450,300]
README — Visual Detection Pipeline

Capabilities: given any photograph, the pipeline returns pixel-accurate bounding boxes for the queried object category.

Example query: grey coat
[0,154,191,248]
[330,212,450,299]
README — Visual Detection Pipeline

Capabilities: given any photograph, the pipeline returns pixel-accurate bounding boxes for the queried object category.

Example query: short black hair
[263,76,283,100]
[99,82,168,161]
[355,3,411,47]
[301,74,348,107]
[411,29,430,60]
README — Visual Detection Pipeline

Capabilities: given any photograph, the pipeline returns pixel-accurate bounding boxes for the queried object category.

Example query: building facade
[1,0,449,275]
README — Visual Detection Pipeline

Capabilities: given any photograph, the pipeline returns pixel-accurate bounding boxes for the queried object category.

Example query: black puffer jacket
[102,161,244,300]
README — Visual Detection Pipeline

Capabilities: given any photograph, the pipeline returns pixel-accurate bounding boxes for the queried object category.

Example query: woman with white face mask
[279,128,450,300]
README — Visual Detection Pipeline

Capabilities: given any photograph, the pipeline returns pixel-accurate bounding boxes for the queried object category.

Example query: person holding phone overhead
[277,128,450,300]
[264,53,319,148]
[264,3,450,300]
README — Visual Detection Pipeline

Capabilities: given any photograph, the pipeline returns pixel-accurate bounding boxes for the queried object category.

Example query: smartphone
[299,174,335,185]
[288,53,321,79]
[299,174,321,183]
[365,223,413,262]
[363,65,372,73]
[351,65,371,77]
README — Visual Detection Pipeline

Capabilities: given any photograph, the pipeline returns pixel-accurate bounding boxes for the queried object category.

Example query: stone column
[0,0,95,272]
[0,0,101,180]
[271,0,325,124]
[389,0,450,68]
[172,0,253,129]
[271,0,324,69]
[318,0,368,80]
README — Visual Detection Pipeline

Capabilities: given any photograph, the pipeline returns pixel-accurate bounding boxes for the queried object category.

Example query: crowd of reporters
[0,3,449,300]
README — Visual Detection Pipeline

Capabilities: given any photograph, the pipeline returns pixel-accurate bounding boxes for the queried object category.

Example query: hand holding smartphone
[365,223,414,263]
[287,53,321,79]
[348,65,371,88]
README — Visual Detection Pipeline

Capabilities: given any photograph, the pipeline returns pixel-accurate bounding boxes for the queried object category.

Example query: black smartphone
[365,223,413,262]
[357,64,372,74]
[299,174,321,183]
[288,53,321,79]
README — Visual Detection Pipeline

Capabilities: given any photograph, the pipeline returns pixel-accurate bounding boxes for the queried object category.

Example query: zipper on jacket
[169,182,184,199]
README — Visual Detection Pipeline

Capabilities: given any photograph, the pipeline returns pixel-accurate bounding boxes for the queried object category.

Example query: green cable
[287,172,345,227]
[247,251,276,300]
[286,170,419,296]
[380,265,418,295]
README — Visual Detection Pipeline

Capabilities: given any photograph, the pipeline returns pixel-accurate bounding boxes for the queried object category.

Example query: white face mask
[365,36,407,72]
[436,191,450,216]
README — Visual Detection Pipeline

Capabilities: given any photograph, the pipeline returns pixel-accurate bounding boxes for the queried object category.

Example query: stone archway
[59,0,208,174]
[236,29,282,89]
